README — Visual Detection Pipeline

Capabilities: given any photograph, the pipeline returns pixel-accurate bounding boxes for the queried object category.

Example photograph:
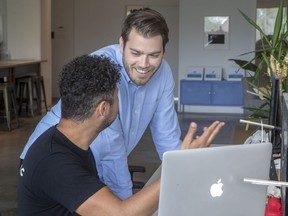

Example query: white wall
[179,0,257,113]
[7,0,41,59]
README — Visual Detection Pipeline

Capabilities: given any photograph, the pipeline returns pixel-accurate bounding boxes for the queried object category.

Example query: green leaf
[272,0,284,48]
[228,59,258,71]
[234,3,288,120]
[238,9,266,36]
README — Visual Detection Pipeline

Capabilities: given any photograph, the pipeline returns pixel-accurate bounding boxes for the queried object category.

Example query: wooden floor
[0,105,247,215]
[0,113,44,216]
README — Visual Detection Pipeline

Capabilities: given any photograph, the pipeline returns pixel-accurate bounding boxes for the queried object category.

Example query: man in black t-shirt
[18,55,120,215]
[18,55,224,215]
[19,125,106,215]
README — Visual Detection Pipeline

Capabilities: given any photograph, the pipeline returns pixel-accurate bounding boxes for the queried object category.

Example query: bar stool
[16,75,48,117]
[32,75,48,115]
[0,82,19,130]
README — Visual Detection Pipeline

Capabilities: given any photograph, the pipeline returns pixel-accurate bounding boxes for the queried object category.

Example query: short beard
[98,106,118,133]
[122,58,156,86]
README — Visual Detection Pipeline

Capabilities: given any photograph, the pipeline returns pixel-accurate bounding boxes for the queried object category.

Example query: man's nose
[139,55,149,68]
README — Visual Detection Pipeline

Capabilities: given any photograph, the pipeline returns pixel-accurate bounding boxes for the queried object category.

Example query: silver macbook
[157,143,272,216]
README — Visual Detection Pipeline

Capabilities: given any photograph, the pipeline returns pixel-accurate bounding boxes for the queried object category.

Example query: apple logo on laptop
[210,179,223,197]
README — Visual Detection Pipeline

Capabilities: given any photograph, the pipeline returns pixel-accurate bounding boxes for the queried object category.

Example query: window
[256,8,287,41]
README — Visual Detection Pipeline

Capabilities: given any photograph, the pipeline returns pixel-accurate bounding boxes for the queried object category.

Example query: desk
[0,60,47,117]
[0,59,45,83]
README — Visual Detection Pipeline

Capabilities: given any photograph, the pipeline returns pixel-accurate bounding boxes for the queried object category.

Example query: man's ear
[97,101,109,117]
[119,37,124,54]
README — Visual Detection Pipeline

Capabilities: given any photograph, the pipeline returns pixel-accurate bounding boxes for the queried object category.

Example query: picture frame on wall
[204,16,230,50]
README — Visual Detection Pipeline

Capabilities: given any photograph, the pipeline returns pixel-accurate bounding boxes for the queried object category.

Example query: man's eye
[150,54,160,58]
[132,52,141,56]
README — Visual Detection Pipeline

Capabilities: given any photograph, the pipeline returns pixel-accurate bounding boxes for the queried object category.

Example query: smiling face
[119,28,164,85]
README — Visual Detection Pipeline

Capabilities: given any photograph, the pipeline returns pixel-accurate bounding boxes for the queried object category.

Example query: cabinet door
[212,81,243,106]
[180,80,211,105]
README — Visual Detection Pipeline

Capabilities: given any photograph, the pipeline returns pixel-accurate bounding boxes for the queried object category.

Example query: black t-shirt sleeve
[33,152,106,213]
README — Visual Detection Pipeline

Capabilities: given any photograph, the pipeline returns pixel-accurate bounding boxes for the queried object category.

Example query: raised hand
[181,121,225,150]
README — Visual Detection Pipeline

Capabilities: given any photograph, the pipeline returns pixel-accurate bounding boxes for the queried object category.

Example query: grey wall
[4,0,52,106]
[7,0,41,59]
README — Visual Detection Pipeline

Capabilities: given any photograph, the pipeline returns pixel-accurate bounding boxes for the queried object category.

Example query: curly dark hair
[121,7,169,52]
[59,55,121,121]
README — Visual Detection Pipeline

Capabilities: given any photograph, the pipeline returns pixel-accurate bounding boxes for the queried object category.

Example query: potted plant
[230,0,288,119]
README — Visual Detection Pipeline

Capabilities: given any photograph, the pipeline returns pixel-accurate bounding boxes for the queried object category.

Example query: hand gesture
[181,121,225,150]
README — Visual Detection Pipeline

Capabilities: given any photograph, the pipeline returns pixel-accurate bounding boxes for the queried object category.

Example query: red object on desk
[265,196,282,216]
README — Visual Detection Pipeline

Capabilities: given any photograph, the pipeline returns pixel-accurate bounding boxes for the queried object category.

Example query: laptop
[156,143,272,216]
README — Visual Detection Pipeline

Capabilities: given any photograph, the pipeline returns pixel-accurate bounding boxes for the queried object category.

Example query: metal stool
[16,75,48,117]
[0,82,19,130]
